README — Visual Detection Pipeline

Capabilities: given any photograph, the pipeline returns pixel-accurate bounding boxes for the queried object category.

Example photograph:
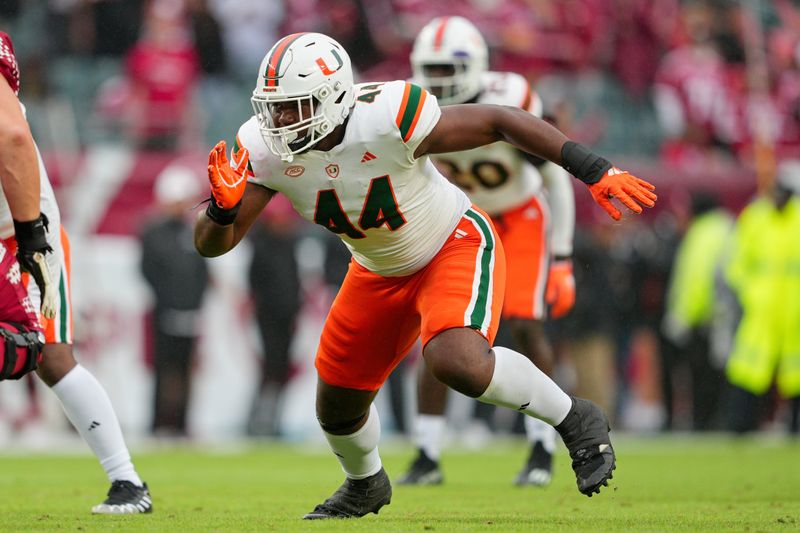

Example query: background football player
[397,16,576,488]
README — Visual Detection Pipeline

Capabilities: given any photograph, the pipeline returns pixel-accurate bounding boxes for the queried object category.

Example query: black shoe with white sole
[514,441,553,487]
[396,449,444,486]
[91,480,153,514]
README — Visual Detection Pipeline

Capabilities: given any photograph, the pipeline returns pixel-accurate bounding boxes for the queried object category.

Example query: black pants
[254,313,294,385]
[660,330,725,431]
[152,330,196,435]
[247,312,295,436]
[724,385,800,434]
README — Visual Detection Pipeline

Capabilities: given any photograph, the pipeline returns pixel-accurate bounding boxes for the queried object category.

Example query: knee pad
[0,322,44,381]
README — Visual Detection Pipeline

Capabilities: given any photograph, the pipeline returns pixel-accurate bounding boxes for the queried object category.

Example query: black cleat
[396,449,444,486]
[91,480,153,514]
[555,397,616,496]
[303,467,392,519]
[514,441,553,487]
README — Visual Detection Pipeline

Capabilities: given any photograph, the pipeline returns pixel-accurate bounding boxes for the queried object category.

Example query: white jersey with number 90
[434,71,545,216]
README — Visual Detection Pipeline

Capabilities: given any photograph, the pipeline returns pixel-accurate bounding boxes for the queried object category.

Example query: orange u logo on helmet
[316,48,344,75]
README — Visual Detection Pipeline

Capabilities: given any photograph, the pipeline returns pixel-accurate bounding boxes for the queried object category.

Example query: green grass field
[1,435,799,532]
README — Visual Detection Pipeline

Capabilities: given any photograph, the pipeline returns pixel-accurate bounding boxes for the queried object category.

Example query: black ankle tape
[560,141,612,185]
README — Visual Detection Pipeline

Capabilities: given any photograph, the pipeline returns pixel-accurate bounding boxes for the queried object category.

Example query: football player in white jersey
[195,32,656,519]
[0,32,152,514]
[397,16,576,488]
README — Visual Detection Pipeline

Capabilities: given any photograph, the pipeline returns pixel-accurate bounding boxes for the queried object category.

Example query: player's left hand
[13,215,57,320]
[588,168,657,221]
[207,140,249,210]
[546,258,575,319]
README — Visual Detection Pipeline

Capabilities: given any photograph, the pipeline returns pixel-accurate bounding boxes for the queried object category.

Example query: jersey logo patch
[285,165,305,177]
[360,151,377,163]
[325,164,339,179]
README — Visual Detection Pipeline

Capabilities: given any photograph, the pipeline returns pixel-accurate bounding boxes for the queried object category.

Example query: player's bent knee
[36,343,77,387]
[315,379,377,434]
[424,328,494,398]
[0,322,44,381]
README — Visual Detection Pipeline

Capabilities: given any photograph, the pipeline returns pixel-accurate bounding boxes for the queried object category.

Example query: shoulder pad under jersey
[479,71,542,118]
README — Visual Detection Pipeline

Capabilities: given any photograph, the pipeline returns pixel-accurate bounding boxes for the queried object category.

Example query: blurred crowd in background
[0,0,799,445]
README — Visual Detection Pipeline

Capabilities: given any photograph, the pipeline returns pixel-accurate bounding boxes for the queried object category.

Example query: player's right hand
[207,140,249,210]
[13,215,57,320]
[546,258,575,319]
[588,167,657,221]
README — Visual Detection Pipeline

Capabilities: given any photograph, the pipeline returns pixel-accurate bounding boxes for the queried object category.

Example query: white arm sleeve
[540,161,575,257]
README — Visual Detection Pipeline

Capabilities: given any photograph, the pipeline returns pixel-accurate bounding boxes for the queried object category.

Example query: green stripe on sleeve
[398,84,423,141]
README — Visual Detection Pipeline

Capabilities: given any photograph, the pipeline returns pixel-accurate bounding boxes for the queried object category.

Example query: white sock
[477,346,572,426]
[50,365,143,486]
[323,403,382,480]
[524,415,557,454]
[414,414,445,461]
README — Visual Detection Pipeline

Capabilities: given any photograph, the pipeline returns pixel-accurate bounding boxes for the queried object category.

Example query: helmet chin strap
[285,130,300,144]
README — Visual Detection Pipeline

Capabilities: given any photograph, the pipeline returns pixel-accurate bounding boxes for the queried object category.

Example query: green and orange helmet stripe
[264,32,308,87]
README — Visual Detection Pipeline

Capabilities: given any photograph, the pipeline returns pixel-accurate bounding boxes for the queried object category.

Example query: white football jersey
[0,32,60,239]
[0,104,61,240]
[240,80,471,277]
[433,71,544,216]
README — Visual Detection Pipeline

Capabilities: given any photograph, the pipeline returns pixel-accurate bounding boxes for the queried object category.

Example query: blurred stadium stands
[1,0,798,444]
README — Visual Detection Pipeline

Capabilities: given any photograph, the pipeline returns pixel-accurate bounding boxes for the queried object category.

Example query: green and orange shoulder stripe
[393,82,436,143]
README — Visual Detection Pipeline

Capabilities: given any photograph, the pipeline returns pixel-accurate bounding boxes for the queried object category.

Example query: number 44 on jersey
[314,175,406,239]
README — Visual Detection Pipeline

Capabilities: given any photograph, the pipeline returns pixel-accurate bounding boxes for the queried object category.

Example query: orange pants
[491,194,550,320]
[316,206,506,391]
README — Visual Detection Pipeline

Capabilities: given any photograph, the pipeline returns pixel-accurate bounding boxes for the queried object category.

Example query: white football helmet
[251,32,355,161]
[410,16,488,105]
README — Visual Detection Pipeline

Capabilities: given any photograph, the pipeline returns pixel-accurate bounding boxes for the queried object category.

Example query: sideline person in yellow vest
[662,192,733,430]
[725,161,800,434]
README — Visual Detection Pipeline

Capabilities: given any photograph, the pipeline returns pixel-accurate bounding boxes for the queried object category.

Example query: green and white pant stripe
[52,251,72,344]
[463,208,497,336]
[27,234,72,344]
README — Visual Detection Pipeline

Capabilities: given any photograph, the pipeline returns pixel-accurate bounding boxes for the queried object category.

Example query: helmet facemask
[252,84,341,161]
[417,58,475,105]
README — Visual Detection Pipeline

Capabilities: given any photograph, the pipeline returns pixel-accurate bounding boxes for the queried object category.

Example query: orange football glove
[588,167,657,221]
[546,259,575,319]
[207,140,250,210]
